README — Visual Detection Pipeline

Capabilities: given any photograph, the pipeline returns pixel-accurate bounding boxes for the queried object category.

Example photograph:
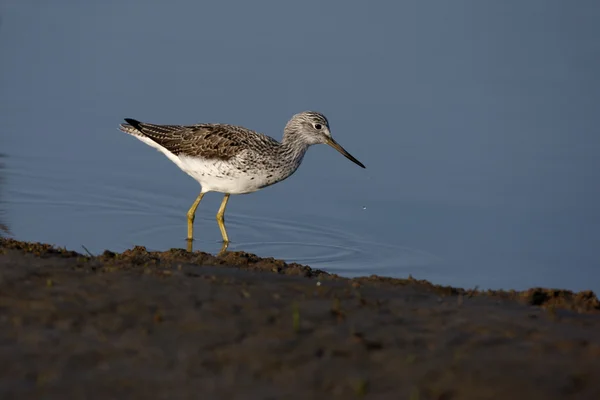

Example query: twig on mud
[467,285,479,299]
[81,245,94,258]
[292,302,300,333]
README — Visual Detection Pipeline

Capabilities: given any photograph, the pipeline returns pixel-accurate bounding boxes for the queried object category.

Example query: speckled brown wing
[124,119,250,161]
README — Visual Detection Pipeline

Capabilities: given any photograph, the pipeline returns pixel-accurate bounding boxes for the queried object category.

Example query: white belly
[177,155,274,194]
[129,134,289,194]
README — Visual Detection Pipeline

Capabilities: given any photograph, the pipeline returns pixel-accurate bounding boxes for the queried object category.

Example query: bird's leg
[218,241,229,256]
[216,193,231,243]
[187,192,205,243]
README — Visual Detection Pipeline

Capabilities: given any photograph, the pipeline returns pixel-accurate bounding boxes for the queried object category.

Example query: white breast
[128,133,285,194]
[176,155,275,194]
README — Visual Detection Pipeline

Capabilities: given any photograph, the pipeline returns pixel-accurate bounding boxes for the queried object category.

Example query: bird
[118,111,365,248]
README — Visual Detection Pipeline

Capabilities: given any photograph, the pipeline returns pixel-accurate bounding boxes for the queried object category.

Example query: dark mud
[1,238,599,399]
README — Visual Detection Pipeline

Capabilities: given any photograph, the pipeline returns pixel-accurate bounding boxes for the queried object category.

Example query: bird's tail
[118,118,143,136]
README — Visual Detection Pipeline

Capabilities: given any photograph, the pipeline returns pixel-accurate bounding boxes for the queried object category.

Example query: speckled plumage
[120,121,278,161]
[118,111,365,243]
[119,111,364,194]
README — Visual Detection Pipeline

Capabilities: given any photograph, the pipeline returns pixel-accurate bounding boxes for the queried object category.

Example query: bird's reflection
[0,154,10,237]
[186,238,229,256]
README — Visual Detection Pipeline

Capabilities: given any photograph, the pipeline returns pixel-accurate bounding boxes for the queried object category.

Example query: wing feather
[122,118,271,161]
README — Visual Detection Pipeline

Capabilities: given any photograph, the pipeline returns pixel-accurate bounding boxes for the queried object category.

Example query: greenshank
[119,111,365,246]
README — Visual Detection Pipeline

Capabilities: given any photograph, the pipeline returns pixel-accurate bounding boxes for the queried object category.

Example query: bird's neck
[280,131,310,170]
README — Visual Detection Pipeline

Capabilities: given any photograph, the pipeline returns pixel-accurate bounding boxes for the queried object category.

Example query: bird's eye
[314,124,322,130]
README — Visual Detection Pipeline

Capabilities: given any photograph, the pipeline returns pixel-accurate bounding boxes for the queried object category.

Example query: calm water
[1,1,599,292]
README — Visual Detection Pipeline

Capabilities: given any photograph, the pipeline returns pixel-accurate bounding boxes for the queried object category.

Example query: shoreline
[2,238,597,313]
[1,238,600,399]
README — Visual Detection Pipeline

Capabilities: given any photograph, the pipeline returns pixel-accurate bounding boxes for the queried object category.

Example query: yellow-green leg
[216,193,231,243]
[186,192,205,242]
[217,241,229,256]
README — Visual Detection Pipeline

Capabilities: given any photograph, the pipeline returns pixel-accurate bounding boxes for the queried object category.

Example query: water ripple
[5,160,441,278]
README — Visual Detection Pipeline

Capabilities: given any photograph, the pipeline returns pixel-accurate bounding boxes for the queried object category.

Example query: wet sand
[1,238,599,399]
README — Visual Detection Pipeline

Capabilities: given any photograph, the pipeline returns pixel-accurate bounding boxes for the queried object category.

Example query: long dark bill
[326,137,366,169]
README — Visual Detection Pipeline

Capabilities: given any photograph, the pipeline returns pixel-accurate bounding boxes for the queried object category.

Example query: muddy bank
[1,238,599,399]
